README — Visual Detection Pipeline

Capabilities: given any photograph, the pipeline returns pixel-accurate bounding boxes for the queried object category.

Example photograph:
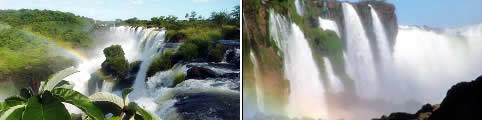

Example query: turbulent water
[62,26,240,119]
[249,2,482,120]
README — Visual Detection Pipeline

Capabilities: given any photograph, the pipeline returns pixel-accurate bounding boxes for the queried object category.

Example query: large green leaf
[22,96,43,120]
[0,105,25,120]
[2,96,26,110]
[40,91,71,120]
[89,92,125,108]
[41,67,79,92]
[51,88,104,120]
[135,105,161,120]
[122,88,133,106]
[106,117,122,120]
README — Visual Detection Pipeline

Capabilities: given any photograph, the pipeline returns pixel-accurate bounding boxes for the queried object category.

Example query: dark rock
[225,48,240,69]
[221,73,239,79]
[415,104,434,116]
[373,76,482,120]
[429,76,482,120]
[373,112,416,120]
[129,61,142,74]
[167,32,186,43]
[174,92,239,120]
[186,66,217,79]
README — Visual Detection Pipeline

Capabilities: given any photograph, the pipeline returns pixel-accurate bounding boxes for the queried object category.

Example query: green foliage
[176,43,199,62]
[106,117,121,120]
[51,88,105,120]
[88,88,160,120]
[0,67,107,120]
[101,45,129,78]
[40,67,78,92]
[0,104,25,120]
[103,45,125,58]
[208,44,224,62]
[209,11,231,25]
[221,25,239,40]
[0,9,96,48]
[147,51,174,78]
[173,73,186,87]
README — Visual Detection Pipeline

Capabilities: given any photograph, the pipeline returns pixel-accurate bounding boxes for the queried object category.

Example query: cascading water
[323,57,344,93]
[319,17,341,37]
[369,5,393,73]
[342,2,378,99]
[269,11,328,119]
[294,0,304,16]
[130,28,166,98]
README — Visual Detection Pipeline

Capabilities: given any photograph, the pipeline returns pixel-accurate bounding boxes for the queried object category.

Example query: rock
[174,92,239,120]
[374,112,416,120]
[373,76,482,120]
[221,73,239,79]
[186,66,217,79]
[429,76,482,120]
[225,48,240,69]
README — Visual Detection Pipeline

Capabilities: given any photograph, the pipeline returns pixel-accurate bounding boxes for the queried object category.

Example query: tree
[125,17,138,25]
[101,45,129,79]
[0,67,104,120]
[210,11,231,25]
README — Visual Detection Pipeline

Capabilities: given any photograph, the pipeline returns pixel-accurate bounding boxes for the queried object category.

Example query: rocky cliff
[373,75,482,120]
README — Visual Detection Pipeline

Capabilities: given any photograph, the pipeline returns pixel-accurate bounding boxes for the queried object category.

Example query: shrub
[147,51,173,78]
[221,25,239,40]
[101,45,129,78]
[176,43,199,62]
[103,45,125,58]
[208,43,225,62]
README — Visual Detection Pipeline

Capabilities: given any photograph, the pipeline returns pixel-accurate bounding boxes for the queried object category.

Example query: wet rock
[429,76,482,120]
[221,73,239,79]
[373,76,482,120]
[186,66,217,79]
[174,92,240,120]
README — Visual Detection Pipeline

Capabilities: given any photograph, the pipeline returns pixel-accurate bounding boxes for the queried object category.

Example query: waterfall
[270,11,327,119]
[294,0,304,16]
[369,5,393,72]
[342,3,378,98]
[392,25,482,102]
[323,57,344,93]
[319,17,341,37]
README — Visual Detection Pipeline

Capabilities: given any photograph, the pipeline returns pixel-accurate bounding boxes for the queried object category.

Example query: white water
[294,0,304,16]
[323,57,344,93]
[270,11,328,119]
[319,17,341,37]
[392,25,482,103]
[130,27,166,98]
[342,3,378,99]
[368,5,398,82]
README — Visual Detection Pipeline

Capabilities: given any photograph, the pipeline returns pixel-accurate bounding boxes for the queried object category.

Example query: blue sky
[348,0,482,28]
[0,0,240,21]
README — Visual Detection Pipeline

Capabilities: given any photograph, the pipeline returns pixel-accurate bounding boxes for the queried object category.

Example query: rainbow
[0,23,109,79]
